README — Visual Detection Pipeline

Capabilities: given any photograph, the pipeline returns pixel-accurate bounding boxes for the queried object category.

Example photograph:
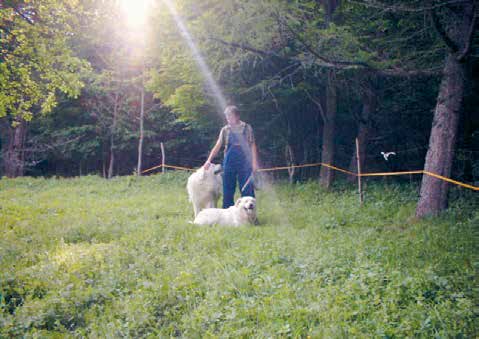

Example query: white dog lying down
[194,196,257,226]
[187,163,222,217]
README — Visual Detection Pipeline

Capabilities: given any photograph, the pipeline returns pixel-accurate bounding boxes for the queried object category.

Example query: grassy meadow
[0,173,477,337]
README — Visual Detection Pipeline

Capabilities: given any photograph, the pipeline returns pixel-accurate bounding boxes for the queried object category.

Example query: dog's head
[212,163,223,175]
[200,163,222,180]
[235,196,257,223]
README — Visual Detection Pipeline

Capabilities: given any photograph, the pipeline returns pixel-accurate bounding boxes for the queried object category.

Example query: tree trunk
[137,82,145,176]
[461,95,473,182]
[416,2,474,217]
[348,86,376,181]
[323,0,340,22]
[319,71,337,188]
[107,139,115,178]
[102,158,106,178]
[108,92,120,179]
[416,54,466,217]
[3,121,27,178]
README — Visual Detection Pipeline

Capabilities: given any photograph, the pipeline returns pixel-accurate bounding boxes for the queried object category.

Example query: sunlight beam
[162,0,228,113]
[119,0,150,28]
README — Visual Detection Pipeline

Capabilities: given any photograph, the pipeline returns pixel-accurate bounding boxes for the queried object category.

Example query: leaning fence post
[286,144,295,184]
[160,142,165,173]
[356,138,364,205]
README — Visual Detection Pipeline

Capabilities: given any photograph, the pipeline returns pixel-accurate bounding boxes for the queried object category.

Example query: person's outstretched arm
[251,142,259,172]
[204,131,223,169]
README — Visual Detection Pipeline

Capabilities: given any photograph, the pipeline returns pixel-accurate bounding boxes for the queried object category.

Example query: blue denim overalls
[222,129,254,208]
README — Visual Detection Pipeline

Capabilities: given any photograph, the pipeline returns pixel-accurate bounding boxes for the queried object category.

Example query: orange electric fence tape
[162,164,196,171]
[142,163,479,191]
[423,170,479,191]
[142,164,196,174]
[360,170,424,177]
[258,163,358,176]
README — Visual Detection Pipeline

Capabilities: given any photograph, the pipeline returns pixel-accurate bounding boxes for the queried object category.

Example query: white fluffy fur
[187,164,222,217]
[193,196,257,226]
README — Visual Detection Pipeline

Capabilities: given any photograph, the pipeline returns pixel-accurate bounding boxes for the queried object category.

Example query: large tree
[416,0,476,217]
[0,0,89,177]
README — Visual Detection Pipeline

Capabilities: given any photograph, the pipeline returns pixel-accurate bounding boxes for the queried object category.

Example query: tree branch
[457,3,477,61]
[350,0,470,13]
[238,63,302,96]
[379,67,442,77]
[24,135,83,153]
[430,9,459,52]
[211,37,440,79]
[267,87,283,115]
[304,89,327,122]
[145,102,163,115]
[209,36,295,63]
[275,13,372,69]
[13,7,35,25]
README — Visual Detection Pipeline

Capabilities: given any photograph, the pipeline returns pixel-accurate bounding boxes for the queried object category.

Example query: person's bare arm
[204,132,223,169]
[248,124,259,172]
[251,142,259,172]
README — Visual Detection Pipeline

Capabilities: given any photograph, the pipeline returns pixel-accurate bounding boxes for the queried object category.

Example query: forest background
[0,0,477,217]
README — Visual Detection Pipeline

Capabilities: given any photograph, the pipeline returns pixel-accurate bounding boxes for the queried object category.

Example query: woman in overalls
[203,105,258,208]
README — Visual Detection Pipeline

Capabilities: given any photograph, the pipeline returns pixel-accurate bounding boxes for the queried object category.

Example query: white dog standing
[187,164,222,217]
[194,196,257,226]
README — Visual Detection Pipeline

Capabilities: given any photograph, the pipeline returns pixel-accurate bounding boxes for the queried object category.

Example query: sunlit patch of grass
[50,241,118,269]
[0,174,477,337]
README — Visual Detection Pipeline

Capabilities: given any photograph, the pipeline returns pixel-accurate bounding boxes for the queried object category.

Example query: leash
[241,172,254,193]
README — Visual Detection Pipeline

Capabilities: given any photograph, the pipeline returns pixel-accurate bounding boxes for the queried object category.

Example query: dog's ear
[213,164,223,175]
[235,198,242,207]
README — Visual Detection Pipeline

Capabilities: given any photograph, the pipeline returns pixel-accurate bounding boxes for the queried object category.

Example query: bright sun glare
[120,0,151,28]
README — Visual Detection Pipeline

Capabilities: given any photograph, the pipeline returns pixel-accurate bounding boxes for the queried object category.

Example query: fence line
[141,162,479,191]
[142,164,196,174]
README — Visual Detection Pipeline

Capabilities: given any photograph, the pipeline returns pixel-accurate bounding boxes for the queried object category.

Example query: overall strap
[224,125,231,150]
[223,122,250,152]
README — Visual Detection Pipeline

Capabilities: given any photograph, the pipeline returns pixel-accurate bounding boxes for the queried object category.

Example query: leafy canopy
[0,0,90,123]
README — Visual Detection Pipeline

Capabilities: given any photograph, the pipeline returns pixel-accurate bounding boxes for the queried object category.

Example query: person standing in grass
[203,105,258,208]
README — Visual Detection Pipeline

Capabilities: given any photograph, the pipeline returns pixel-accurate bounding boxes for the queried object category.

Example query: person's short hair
[224,105,240,117]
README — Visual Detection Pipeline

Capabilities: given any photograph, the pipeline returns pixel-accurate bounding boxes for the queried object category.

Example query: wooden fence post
[160,142,165,173]
[286,144,295,184]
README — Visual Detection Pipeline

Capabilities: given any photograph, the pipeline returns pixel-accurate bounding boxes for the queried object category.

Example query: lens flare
[120,0,150,28]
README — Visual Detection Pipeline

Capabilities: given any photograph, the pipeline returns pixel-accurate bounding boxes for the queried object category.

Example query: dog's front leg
[193,203,199,218]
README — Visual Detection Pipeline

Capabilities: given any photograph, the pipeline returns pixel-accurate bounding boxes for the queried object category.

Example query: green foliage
[1,175,476,336]
[146,1,217,125]
[0,1,90,121]
[165,84,208,121]
[3,0,474,179]
[27,103,102,163]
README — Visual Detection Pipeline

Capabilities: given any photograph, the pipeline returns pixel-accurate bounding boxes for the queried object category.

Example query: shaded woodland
[1,0,477,216]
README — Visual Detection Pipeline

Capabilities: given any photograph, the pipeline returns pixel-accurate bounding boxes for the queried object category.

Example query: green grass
[0,173,477,337]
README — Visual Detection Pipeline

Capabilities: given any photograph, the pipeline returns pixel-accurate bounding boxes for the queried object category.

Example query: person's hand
[203,161,211,170]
